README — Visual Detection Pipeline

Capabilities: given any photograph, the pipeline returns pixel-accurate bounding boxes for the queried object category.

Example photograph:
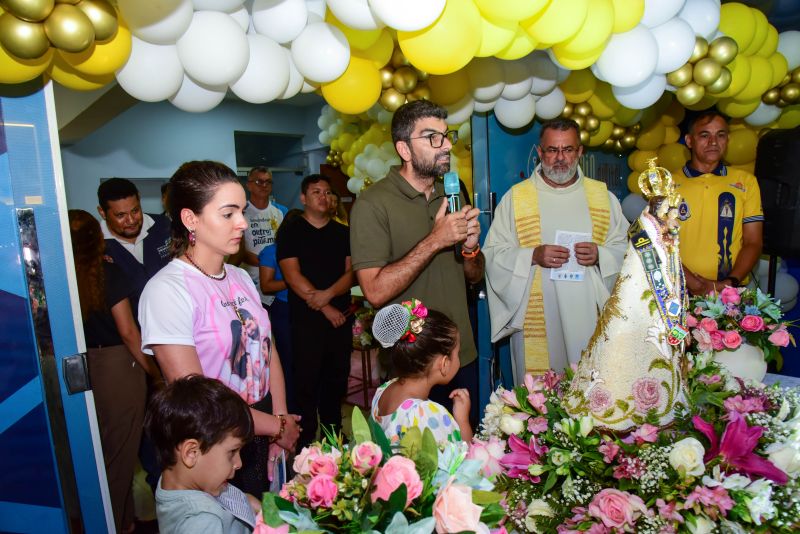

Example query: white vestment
[483,169,629,383]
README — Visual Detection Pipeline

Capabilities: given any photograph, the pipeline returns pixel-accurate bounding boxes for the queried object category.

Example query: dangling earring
[188,229,196,247]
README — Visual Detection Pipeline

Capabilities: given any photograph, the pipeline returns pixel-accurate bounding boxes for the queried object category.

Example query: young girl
[370,299,472,445]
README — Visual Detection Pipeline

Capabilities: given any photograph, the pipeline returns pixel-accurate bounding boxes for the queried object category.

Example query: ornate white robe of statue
[483,168,628,383]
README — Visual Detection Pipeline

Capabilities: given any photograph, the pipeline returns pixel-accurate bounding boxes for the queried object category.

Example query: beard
[410,146,450,178]
[541,159,579,184]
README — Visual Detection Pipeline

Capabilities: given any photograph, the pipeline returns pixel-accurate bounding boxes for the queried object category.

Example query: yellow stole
[512,176,611,373]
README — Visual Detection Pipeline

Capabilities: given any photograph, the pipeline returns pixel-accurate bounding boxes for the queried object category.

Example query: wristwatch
[725,276,741,287]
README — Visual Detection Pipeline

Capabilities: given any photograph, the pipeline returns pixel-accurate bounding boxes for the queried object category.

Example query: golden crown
[638,158,681,206]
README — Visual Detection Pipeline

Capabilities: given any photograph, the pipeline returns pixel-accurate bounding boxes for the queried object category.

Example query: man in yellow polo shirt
[674,111,764,295]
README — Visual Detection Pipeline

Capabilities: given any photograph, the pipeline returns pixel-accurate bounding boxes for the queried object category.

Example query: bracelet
[462,244,480,258]
[272,414,286,441]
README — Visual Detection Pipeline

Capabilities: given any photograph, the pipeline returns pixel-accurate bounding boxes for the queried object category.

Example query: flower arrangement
[353,306,376,349]
[473,356,800,533]
[688,286,795,368]
[256,407,504,533]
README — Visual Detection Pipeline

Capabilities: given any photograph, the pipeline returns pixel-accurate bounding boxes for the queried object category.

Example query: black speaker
[754,126,800,258]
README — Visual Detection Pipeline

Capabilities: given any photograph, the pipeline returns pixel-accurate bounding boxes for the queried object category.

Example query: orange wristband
[462,244,480,258]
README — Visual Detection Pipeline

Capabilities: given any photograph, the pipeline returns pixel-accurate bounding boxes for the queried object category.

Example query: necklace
[185,251,226,280]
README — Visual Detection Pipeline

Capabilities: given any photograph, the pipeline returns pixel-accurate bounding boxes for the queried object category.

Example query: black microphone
[443,171,463,257]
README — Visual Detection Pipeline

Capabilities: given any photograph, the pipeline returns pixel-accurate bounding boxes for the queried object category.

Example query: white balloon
[613,73,666,109]
[169,74,227,112]
[778,31,800,70]
[473,98,497,112]
[301,80,319,93]
[757,257,786,278]
[458,122,471,143]
[377,109,393,125]
[651,17,695,74]
[177,12,249,85]
[118,0,193,45]
[192,0,244,10]
[305,0,327,20]
[501,60,533,101]
[291,22,350,83]
[555,64,570,83]
[354,153,367,170]
[328,0,384,30]
[364,143,379,157]
[782,295,797,313]
[366,158,385,179]
[494,94,536,129]
[280,48,305,99]
[758,272,800,311]
[446,94,475,125]
[229,6,250,31]
[466,57,505,102]
[115,37,184,102]
[640,0,686,28]
[318,130,331,145]
[745,102,782,126]
[347,177,364,194]
[526,51,558,96]
[534,86,566,120]
[590,62,606,82]
[252,0,308,44]
[595,25,659,87]
[621,193,648,222]
[368,0,445,31]
[231,34,290,103]
[677,0,720,41]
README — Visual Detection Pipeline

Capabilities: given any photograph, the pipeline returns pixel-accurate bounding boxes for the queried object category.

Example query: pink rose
[412,303,428,318]
[720,286,741,305]
[467,436,506,478]
[253,512,290,534]
[686,314,698,327]
[632,378,661,413]
[310,454,339,477]
[599,440,620,463]
[699,317,718,332]
[692,328,713,352]
[352,322,364,336]
[371,456,422,508]
[350,441,382,475]
[709,330,725,351]
[527,416,549,435]
[588,386,612,413]
[292,445,322,476]
[433,480,485,534]
[769,327,791,347]
[306,474,338,508]
[740,315,765,332]
[722,330,742,349]
[588,488,647,529]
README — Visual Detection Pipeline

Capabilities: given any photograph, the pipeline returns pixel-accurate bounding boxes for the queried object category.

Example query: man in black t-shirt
[277,174,354,448]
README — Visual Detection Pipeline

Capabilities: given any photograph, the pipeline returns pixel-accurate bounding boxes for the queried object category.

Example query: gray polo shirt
[350,166,477,366]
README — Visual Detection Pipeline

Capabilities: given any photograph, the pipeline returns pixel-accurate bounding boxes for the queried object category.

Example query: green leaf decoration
[648,300,658,316]
[369,417,394,458]
[387,483,408,516]
[648,359,672,372]
[261,493,285,527]
[542,469,558,495]
[479,502,505,525]
[400,426,422,459]
[417,428,439,480]
[351,406,372,445]
[615,399,630,412]
[472,489,503,505]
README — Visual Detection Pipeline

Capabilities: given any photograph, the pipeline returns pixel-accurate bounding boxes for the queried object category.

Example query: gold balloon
[4,0,54,22]
[407,84,431,102]
[666,63,693,87]
[693,58,722,86]
[392,66,418,94]
[792,69,800,84]
[56,0,82,3]
[763,87,781,105]
[574,102,592,116]
[706,67,732,94]
[76,0,117,42]
[782,74,791,86]
[613,139,624,153]
[415,69,428,82]
[562,103,574,117]
[572,115,586,129]
[0,14,50,59]
[579,130,590,145]
[781,83,800,104]
[602,138,616,151]
[44,4,94,53]
[708,36,738,66]
[379,66,393,89]
[620,133,637,150]
[610,125,625,139]
[677,82,705,106]
[689,37,709,63]
[777,98,788,107]
[390,47,409,69]
[630,124,641,134]
[380,88,405,111]
[584,115,600,132]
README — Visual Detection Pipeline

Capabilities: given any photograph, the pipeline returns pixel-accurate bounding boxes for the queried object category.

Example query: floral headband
[400,298,428,343]
[372,298,429,348]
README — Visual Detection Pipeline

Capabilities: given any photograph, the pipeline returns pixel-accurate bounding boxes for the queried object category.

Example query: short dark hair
[248,166,271,179]
[385,309,459,378]
[685,110,729,135]
[160,182,171,196]
[300,173,330,195]
[97,178,139,211]
[391,100,448,144]
[145,375,254,470]
[540,118,580,139]
[168,161,241,256]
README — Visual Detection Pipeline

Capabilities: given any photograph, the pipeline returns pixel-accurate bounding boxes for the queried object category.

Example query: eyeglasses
[249,179,273,187]
[410,130,458,148]
[542,146,578,157]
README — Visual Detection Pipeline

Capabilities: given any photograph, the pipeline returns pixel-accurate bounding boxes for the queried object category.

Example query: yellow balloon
[768,52,788,89]
[522,0,589,45]
[322,56,382,114]
[553,0,613,56]
[663,124,680,144]
[660,98,685,126]
[635,121,666,151]
[683,95,718,111]
[48,52,113,89]
[475,14,517,57]
[657,143,690,171]
[560,68,597,104]
[586,120,613,147]
[494,24,537,60]
[627,170,643,194]
[352,29,393,68]
[734,55,772,101]
[58,15,129,75]
[4,0,54,22]
[325,10,381,52]
[549,41,604,70]
[587,82,620,119]
[743,8,768,56]
[472,0,548,22]
[0,13,50,59]
[427,70,470,106]
[44,4,94,53]
[724,127,758,165]
[398,0,481,75]
[719,3,755,53]
[777,105,800,129]
[756,25,778,58]
[628,149,657,172]
[338,132,355,151]
[611,0,644,33]
[0,41,52,83]
[716,56,751,99]
[717,97,760,118]
[614,105,641,127]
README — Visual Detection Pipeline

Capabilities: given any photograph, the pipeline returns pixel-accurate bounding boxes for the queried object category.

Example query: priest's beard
[542,159,579,184]
[410,146,450,179]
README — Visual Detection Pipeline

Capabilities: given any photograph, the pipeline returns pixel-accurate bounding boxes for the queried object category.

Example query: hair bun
[372,304,411,348]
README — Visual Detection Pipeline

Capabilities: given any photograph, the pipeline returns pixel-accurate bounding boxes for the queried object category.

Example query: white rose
[669,437,706,478]
[524,499,554,532]
[578,416,594,437]
[745,479,776,525]
[687,515,715,534]
[499,414,524,435]
[777,398,791,421]
[766,442,800,477]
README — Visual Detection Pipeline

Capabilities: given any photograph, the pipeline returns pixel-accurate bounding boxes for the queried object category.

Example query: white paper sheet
[550,230,591,282]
